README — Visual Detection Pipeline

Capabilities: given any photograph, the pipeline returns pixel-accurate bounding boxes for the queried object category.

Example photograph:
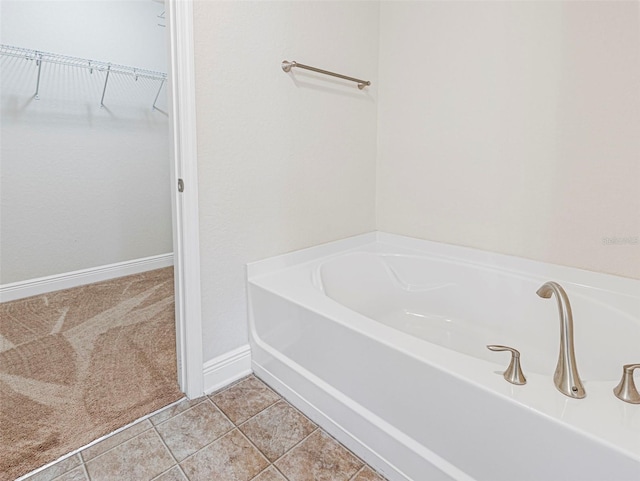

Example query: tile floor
[24,375,387,481]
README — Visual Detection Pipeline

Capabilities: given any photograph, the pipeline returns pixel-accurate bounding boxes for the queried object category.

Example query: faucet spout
[536,281,586,399]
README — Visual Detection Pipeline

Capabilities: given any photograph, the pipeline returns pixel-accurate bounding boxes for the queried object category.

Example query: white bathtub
[247,232,640,481]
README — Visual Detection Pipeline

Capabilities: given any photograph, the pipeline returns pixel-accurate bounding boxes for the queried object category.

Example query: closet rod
[0,44,167,82]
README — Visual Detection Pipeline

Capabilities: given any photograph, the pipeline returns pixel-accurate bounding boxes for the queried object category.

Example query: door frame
[167,0,203,399]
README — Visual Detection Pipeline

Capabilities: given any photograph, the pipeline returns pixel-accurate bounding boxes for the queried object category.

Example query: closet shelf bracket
[100,64,111,108]
[152,79,166,112]
[34,52,43,99]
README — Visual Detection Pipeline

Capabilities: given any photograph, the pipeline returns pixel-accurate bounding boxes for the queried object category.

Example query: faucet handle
[487,345,527,385]
[613,363,640,404]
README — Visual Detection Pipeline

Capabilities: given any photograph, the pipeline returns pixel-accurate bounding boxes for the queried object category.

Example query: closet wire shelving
[0,44,167,110]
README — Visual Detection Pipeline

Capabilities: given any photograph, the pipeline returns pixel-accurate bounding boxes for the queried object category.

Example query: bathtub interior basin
[317,251,640,382]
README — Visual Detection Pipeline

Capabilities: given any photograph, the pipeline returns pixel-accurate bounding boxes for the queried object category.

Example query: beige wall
[377,1,640,279]
[193,0,639,364]
[193,1,379,360]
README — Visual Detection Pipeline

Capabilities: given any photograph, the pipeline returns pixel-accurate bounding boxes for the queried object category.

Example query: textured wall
[193,1,379,361]
[377,1,640,279]
[0,1,172,283]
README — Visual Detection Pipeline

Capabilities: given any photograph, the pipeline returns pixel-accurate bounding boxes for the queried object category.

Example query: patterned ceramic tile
[80,419,152,462]
[20,374,386,481]
[239,400,317,461]
[84,429,175,481]
[211,376,280,424]
[151,466,189,481]
[23,454,82,481]
[51,467,87,481]
[180,429,269,481]
[350,466,387,481]
[150,397,204,426]
[251,466,288,481]
[275,430,363,481]
[156,400,234,461]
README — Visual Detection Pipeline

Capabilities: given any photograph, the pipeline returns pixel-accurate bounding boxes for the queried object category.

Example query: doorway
[0,1,201,478]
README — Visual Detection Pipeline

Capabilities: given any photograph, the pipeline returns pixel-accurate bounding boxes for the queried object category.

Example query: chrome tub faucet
[537,281,586,399]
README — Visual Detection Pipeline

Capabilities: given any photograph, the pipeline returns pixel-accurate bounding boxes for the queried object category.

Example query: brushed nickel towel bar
[282,60,370,90]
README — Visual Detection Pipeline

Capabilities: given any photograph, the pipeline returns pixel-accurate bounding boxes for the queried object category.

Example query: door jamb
[167,0,203,399]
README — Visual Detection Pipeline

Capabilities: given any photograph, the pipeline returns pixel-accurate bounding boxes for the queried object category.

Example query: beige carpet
[0,268,184,481]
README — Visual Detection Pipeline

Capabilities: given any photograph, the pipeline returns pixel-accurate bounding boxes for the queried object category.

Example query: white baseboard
[203,344,252,395]
[0,253,174,303]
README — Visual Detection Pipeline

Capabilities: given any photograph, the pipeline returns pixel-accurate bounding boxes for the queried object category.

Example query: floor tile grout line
[208,375,292,428]
[273,463,293,481]
[151,408,236,480]
[228,406,290,467]
[83,395,193,467]
[234,397,285,429]
[208,373,252,396]
[28,454,82,481]
[147,395,215,480]
[47,461,87,481]
[149,463,189,481]
[80,419,156,465]
[152,424,181,464]
[252,375,288,406]
[208,389,281,428]
[226,383,316,433]
[175,463,190,481]
[315,426,370,472]
[151,423,191,481]
[252,375,282,395]
[91,396,187,460]
[247,466,271,481]
[147,464,180,481]
[234,395,281,425]
[208,373,281,409]
[239,422,291,469]
[107,425,178,481]
[247,463,291,481]
[213,377,287,427]
[204,396,242,431]
[174,426,241,466]
[271,398,318,429]
[269,426,320,466]
[231,375,373,475]
[235,399,319,466]
[233,429,272,470]
[206,373,256,398]
[80,459,91,481]
[348,465,368,481]
[269,426,373,480]
[152,396,210,428]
